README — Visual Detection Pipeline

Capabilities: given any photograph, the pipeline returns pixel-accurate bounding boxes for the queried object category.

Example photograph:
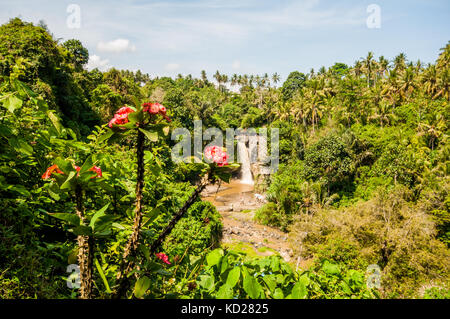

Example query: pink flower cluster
[156,252,171,265]
[204,146,229,167]
[108,106,135,128]
[142,102,171,122]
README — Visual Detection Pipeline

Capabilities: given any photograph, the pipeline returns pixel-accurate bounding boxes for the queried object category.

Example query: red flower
[142,102,171,122]
[156,252,171,265]
[74,165,102,178]
[143,102,160,114]
[204,146,229,167]
[89,166,102,178]
[108,106,135,128]
[42,164,64,180]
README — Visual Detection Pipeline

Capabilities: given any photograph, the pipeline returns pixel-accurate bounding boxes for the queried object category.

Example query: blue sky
[1,0,449,82]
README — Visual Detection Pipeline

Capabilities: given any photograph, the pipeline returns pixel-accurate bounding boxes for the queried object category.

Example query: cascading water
[237,136,254,185]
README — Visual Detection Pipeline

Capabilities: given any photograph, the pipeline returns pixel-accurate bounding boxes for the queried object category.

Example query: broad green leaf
[291,281,307,299]
[2,95,22,113]
[189,255,202,267]
[216,284,233,299]
[220,255,229,274]
[128,109,143,123]
[48,213,81,226]
[198,275,215,292]
[60,171,76,190]
[270,257,280,272]
[321,260,340,276]
[97,129,115,144]
[273,288,284,299]
[262,275,277,292]
[79,155,95,175]
[134,276,151,298]
[298,274,310,287]
[47,110,62,134]
[206,248,223,267]
[226,267,241,288]
[89,203,110,228]
[54,158,74,175]
[8,138,33,156]
[243,272,263,299]
[139,128,158,142]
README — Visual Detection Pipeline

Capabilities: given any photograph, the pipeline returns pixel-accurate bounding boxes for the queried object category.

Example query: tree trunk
[113,128,146,299]
[75,185,94,299]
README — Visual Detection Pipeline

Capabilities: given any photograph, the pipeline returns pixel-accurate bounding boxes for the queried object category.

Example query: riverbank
[201,179,295,263]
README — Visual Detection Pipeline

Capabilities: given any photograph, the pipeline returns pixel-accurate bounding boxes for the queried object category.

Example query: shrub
[290,187,450,298]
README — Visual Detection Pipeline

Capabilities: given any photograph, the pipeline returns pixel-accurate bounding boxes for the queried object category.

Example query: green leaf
[220,255,229,274]
[48,213,81,226]
[71,225,93,236]
[291,281,307,299]
[8,138,33,156]
[89,203,110,228]
[97,129,115,144]
[54,158,74,175]
[60,171,77,190]
[47,110,62,134]
[79,155,95,175]
[198,275,215,292]
[243,272,263,299]
[262,275,277,292]
[298,274,310,287]
[270,257,280,272]
[2,95,22,113]
[142,208,161,227]
[321,260,340,276]
[226,267,241,288]
[134,276,151,298]
[95,257,111,294]
[139,128,158,142]
[216,284,234,299]
[273,288,284,299]
[206,248,223,267]
[128,109,143,123]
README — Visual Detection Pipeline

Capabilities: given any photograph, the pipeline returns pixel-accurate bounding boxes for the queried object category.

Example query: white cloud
[165,63,180,71]
[97,38,136,53]
[232,60,241,70]
[86,54,110,71]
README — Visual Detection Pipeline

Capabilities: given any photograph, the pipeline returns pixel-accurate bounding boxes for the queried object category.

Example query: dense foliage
[0,18,448,299]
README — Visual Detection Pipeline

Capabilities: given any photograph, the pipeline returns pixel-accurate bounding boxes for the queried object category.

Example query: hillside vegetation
[0,18,448,299]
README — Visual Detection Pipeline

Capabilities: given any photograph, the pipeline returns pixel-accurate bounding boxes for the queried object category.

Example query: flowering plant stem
[113,128,146,299]
[75,184,94,299]
[149,174,210,255]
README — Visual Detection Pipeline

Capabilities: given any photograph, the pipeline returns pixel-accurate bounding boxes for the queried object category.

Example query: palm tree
[362,51,377,87]
[201,70,208,83]
[417,114,446,150]
[422,65,438,97]
[393,53,407,72]
[272,72,280,86]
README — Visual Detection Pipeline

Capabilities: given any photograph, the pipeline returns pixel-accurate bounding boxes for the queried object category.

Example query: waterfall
[237,136,254,185]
